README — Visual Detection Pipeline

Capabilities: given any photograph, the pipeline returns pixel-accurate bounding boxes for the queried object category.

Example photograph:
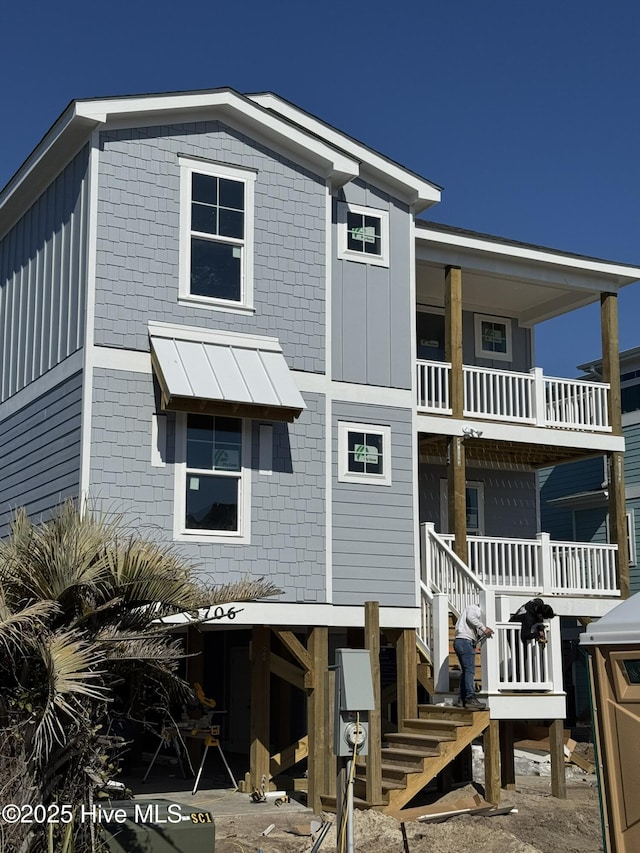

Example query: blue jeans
[453,637,476,703]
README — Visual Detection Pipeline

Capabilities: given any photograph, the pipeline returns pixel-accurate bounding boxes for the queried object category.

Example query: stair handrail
[422,523,487,617]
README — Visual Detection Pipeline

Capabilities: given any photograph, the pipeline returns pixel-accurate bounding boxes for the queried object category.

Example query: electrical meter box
[334,648,376,757]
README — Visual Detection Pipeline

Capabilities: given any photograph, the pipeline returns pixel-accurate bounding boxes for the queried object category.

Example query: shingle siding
[95,122,325,373]
[89,368,326,600]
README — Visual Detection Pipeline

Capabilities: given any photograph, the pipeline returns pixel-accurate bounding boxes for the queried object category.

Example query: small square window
[337,203,389,267]
[179,158,256,312]
[474,314,512,362]
[338,421,391,485]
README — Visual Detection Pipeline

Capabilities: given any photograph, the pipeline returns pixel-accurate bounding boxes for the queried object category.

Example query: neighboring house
[540,348,640,721]
[1,88,639,809]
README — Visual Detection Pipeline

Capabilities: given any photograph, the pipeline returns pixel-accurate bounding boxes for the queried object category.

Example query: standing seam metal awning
[149,330,306,422]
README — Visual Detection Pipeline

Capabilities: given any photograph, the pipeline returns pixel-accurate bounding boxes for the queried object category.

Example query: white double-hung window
[177,413,250,541]
[179,158,256,310]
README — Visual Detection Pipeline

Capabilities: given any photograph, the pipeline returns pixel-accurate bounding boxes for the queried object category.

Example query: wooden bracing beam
[272,629,314,687]
[270,652,305,690]
[270,736,309,777]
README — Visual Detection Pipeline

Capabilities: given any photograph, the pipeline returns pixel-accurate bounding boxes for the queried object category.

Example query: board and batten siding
[332,181,412,389]
[419,464,537,538]
[0,371,83,538]
[0,146,90,403]
[332,401,415,607]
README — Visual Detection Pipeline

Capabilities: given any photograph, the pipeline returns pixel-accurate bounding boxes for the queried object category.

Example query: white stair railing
[421,522,486,616]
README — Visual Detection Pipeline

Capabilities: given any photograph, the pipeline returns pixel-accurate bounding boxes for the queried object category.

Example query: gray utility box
[334,648,376,757]
[99,799,214,853]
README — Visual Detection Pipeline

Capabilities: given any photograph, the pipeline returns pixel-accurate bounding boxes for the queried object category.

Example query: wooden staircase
[352,704,490,813]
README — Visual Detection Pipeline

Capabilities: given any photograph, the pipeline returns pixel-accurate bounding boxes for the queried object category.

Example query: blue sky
[2,0,639,376]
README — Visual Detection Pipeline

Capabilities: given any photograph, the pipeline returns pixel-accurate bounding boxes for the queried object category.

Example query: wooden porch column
[364,602,383,804]
[249,626,271,791]
[307,626,328,813]
[483,719,501,805]
[445,266,467,560]
[445,265,463,419]
[396,629,418,725]
[549,719,567,799]
[601,292,630,599]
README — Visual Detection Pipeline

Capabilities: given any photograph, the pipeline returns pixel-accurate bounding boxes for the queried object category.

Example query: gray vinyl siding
[419,465,538,538]
[89,369,326,600]
[539,457,605,540]
[94,122,325,373]
[416,307,531,372]
[0,147,89,403]
[332,402,415,606]
[0,371,83,537]
[332,181,412,389]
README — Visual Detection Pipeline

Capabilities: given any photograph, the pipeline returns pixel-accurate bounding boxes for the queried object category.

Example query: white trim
[178,157,256,310]
[337,202,389,268]
[416,412,626,453]
[331,380,412,407]
[148,320,283,352]
[173,413,251,544]
[79,132,100,504]
[325,182,333,604]
[249,92,441,212]
[439,478,485,534]
[72,91,359,182]
[93,346,151,373]
[258,424,273,475]
[410,218,421,608]
[415,226,640,281]
[160,600,421,628]
[337,421,392,486]
[474,313,513,362]
[606,509,636,568]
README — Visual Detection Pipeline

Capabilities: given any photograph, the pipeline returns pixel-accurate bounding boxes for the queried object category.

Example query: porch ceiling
[418,434,602,470]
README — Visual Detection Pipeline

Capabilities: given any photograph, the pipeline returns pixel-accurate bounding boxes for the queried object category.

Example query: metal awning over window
[149,323,306,422]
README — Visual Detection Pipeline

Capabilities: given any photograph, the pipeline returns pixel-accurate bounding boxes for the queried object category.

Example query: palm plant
[0,501,280,852]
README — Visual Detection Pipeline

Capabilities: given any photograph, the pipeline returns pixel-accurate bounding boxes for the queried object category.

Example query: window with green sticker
[338,422,391,486]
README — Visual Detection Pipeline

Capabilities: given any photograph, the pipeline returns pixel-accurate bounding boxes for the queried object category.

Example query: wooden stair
[350,704,490,813]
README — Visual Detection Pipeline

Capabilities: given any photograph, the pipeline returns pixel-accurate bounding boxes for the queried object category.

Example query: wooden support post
[447,435,467,562]
[250,626,271,791]
[445,265,467,564]
[549,719,567,799]
[326,669,336,799]
[601,291,630,599]
[445,265,463,419]
[365,602,383,804]
[483,719,501,805]
[499,721,516,790]
[396,629,418,725]
[307,626,328,813]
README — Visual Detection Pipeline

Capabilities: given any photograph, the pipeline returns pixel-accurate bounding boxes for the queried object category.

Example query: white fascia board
[159,601,421,629]
[147,320,283,352]
[250,92,441,212]
[416,412,625,453]
[74,91,359,186]
[416,227,640,284]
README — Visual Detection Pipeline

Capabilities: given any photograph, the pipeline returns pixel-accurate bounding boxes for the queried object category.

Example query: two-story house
[1,88,639,810]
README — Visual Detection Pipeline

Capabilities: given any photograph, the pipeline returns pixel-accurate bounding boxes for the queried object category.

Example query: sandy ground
[213,776,604,853]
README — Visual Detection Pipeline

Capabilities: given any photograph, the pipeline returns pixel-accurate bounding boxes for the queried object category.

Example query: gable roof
[0,87,441,237]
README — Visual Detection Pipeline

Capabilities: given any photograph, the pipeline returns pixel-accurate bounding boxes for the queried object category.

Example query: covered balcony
[417,360,610,432]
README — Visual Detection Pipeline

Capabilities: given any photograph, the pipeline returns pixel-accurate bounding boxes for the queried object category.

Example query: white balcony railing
[416,360,611,432]
[432,527,619,598]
